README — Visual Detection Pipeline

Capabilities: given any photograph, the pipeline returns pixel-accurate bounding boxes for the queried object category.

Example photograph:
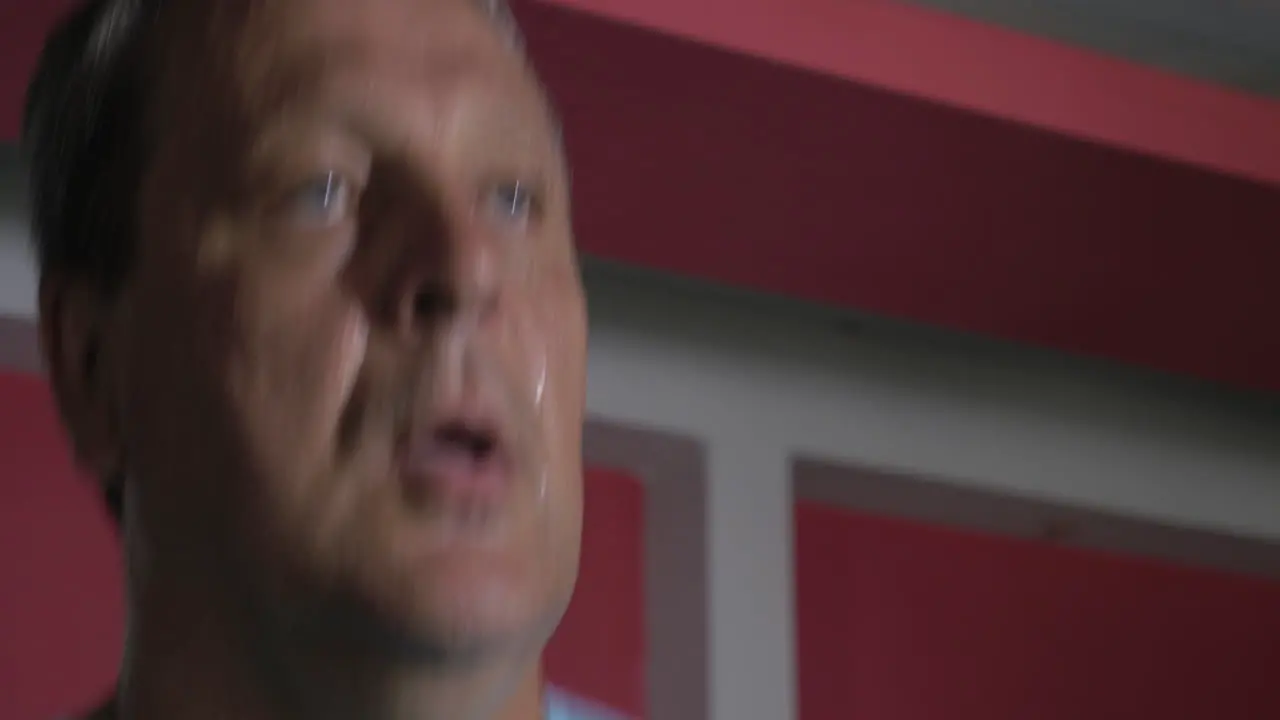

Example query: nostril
[411,284,454,320]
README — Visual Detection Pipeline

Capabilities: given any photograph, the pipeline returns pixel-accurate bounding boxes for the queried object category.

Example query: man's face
[105,0,585,657]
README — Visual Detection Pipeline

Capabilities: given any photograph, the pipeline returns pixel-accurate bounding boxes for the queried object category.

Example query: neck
[106,575,546,720]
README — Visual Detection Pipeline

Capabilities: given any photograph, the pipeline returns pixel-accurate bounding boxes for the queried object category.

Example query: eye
[481,180,541,227]
[287,171,353,227]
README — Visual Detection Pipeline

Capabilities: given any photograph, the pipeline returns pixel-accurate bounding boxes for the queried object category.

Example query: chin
[341,542,565,664]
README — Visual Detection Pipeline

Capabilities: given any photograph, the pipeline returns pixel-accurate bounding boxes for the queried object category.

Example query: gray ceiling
[909,0,1280,97]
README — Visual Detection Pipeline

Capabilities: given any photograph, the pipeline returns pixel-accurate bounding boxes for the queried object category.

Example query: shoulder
[544,687,630,720]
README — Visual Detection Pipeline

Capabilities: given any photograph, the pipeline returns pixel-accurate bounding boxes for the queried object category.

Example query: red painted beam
[518,2,1280,393]
[537,0,1280,188]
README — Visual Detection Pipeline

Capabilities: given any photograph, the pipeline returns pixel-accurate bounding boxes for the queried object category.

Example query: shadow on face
[91,0,587,664]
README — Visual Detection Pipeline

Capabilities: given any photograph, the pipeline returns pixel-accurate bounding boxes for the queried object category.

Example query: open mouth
[398,413,512,506]
[433,420,499,461]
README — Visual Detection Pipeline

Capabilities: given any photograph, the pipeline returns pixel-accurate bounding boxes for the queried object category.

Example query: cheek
[507,269,586,445]
[223,285,370,484]
[528,280,587,533]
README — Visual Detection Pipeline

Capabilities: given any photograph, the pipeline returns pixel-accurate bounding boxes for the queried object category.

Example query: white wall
[0,217,35,321]
[4,200,1280,720]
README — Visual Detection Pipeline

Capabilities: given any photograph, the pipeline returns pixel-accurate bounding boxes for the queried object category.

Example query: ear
[38,273,126,482]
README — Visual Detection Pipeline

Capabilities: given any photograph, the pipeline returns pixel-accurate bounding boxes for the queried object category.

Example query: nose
[390,205,502,340]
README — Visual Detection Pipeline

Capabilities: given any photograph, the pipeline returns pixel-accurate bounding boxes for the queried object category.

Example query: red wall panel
[796,501,1280,720]
[0,372,645,720]
[0,373,122,720]
[544,467,646,716]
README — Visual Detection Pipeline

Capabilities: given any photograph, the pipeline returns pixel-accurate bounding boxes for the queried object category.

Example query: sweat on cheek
[335,311,371,410]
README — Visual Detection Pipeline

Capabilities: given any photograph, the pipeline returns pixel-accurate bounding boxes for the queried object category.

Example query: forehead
[234,0,509,69]
[161,0,548,134]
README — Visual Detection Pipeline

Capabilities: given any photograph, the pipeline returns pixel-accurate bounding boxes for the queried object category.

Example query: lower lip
[398,443,511,505]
